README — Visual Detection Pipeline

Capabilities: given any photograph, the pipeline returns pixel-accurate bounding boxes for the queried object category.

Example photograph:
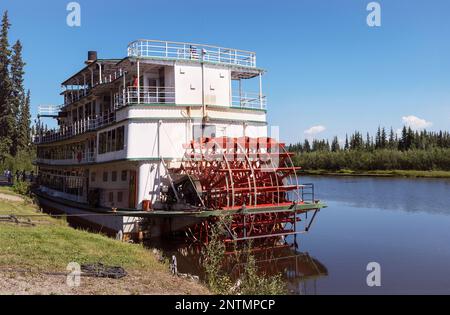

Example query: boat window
[91,172,96,182]
[103,171,108,182]
[98,125,125,155]
[112,171,117,182]
[116,126,124,151]
[193,124,216,141]
[121,170,127,181]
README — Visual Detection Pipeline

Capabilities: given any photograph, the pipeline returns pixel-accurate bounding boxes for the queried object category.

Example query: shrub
[202,216,287,295]
[12,180,30,196]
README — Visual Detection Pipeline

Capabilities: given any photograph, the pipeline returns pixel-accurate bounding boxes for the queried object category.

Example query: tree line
[0,11,33,171]
[289,127,450,172]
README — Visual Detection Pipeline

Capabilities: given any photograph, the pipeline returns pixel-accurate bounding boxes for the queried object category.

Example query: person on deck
[131,75,139,102]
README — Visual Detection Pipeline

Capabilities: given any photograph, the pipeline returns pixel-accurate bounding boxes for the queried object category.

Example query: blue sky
[1,0,450,144]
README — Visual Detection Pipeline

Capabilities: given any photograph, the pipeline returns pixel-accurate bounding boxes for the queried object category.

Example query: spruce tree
[375,126,381,149]
[381,127,387,149]
[17,89,31,150]
[303,139,311,152]
[0,11,13,158]
[388,127,395,149]
[365,132,371,150]
[10,40,26,154]
[331,136,340,152]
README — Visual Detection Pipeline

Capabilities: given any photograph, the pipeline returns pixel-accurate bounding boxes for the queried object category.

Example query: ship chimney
[85,51,98,65]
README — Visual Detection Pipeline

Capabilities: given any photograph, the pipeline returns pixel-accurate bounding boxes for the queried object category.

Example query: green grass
[0,191,164,272]
[300,169,450,178]
[0,186,18,195]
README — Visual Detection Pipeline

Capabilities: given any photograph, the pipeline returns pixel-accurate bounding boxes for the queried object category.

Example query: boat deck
[33,189,326,219]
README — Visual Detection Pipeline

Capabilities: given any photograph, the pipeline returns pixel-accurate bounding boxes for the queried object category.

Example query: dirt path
[0,193,24,203]
[0,270,209,295]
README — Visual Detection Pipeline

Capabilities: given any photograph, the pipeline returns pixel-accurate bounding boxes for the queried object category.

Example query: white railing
[61,88,90,107]
[35,151,96,165]
[99,68,125,85]
[33,113,116,144]
[62,68,125,106]
[128,39,257,68]
[232,92,267,110]
[38,105,62,117]
[114,86,176,108]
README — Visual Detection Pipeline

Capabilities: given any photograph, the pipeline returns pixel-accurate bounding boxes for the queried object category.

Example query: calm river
[149,175,450,295]
[292,175,450,294]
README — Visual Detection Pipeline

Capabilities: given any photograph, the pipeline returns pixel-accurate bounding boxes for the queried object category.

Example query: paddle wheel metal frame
[166,137,325,244]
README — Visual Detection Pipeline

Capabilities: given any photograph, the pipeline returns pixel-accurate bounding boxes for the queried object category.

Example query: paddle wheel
[165,137,321,245]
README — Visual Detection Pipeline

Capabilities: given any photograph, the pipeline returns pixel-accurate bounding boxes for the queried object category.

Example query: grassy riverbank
[0,187,208,295]
[299,169,450,178]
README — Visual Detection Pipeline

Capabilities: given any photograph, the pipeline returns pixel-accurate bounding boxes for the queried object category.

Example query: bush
[12,180,30,196]
[202,217,286,295]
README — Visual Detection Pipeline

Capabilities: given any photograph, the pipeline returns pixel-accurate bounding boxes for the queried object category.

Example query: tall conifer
[0,11,13,157]
[10,40,26,154]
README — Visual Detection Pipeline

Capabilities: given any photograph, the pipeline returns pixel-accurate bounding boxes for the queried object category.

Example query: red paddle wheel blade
[171,136,305,243]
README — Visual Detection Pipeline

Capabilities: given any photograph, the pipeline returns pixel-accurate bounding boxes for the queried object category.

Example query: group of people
[3,169,34,184]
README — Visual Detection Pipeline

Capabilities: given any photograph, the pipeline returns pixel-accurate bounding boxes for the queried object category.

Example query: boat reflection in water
[226,244,328,295]
[146,239,328,295]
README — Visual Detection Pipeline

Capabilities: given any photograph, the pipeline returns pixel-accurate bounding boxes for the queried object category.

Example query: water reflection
[147,176,450,294]
[228,244,328,295]
[146,239,328,295]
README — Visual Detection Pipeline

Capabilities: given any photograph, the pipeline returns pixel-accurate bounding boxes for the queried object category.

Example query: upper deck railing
[113,86,267,110]
[33,113,115,144]
[38,105,62,118]
[127,39,257,68]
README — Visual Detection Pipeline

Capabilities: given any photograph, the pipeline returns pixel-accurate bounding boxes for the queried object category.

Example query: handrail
[33,113,116,144]
[114,86,266,109]
[61,68,125,107]
[38,104,62,117]
[300,183,315,203]
[128,39,257,68]
[35,151,96,165]
[232,92,267,110]
[114,86,176,108]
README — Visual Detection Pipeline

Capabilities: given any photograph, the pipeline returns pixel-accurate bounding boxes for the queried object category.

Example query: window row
[38,168,86,196]
[98,126,125,154]
[107,191,124,204]
[91,170,128,182]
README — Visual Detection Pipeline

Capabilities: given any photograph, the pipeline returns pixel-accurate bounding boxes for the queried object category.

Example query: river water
[293,175,450,294]
[148,175,450,295]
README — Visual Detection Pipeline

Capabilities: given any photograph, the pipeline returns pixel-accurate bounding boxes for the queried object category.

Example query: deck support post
[137,59,140,104]
[259,73,263,109]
